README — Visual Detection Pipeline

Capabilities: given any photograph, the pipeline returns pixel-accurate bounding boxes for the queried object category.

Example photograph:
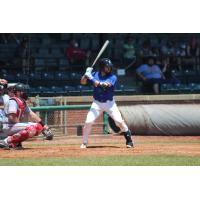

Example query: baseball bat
[90,40,109,68]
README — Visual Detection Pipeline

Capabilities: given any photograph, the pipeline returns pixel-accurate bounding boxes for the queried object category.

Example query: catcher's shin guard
[123,130,134,148]
[7,123,43,146]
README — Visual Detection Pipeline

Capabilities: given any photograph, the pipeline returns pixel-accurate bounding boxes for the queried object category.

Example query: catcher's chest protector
[10,97,27,119]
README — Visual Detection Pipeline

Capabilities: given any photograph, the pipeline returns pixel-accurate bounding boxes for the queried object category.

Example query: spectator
[136,57,165,94]
[139,40,153,58]
[161,40,176,56]
[66,39,90,66]
[161,57,180,84]
[160,40,179,70]
[185,37,200,70]
[123,36,136,65]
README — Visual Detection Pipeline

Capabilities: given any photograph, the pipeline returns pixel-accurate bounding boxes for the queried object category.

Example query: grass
[0,155,200,166]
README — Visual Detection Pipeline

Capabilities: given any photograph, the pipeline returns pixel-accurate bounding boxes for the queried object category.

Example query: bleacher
[0,33,200,96]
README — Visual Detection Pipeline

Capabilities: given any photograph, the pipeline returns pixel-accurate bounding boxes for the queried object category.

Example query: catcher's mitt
[42,127,54,140]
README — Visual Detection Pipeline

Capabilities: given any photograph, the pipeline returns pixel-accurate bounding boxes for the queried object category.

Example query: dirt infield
[0,135,200,159]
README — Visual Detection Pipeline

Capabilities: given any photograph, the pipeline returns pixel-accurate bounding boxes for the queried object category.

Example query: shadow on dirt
[87,146,120,148]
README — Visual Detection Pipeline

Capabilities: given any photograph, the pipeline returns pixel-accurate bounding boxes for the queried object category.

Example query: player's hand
[0,79,7,85]
[85,72,94,80]
[85,67,93,74]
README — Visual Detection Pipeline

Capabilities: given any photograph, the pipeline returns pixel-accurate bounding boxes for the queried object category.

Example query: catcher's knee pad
[34,123,43,136]
[116,121,128,132]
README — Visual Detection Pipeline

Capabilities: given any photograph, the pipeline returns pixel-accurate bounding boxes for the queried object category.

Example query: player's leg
[0,122,43,149]
[106,101,134,148]
[81,101,103,148]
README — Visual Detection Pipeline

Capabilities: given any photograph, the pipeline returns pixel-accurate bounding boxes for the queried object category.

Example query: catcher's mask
[99,58,113,75]
[13,83,30,100]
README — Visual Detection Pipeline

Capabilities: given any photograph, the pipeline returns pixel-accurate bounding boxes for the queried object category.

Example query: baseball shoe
[126,141,134,148]
[80,143,87,149]
[13,142,24,150]
[0,140,10,150]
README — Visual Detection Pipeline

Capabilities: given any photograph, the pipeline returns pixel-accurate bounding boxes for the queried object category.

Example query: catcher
[0,83,53,150]
[80,58,134,148]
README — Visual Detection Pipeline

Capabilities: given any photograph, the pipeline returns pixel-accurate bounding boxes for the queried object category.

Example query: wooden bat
[90,40,109,68]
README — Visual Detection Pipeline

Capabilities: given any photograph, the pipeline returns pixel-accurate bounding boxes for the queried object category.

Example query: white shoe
[80,143,87,148]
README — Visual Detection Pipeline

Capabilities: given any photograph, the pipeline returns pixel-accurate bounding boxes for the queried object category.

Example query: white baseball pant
[82,99,128,144]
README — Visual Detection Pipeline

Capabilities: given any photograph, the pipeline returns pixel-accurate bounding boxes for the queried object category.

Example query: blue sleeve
[136,65,145,73]
[107,75,117,86]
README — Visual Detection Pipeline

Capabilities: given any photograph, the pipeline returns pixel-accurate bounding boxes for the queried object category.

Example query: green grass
[0,155,200,166]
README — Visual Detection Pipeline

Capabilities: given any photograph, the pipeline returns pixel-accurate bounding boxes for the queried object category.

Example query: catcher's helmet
[99,58,113,74]
[13,83,30,100]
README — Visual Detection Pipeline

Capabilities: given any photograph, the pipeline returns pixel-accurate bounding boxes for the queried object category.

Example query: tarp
[112,104,200,135]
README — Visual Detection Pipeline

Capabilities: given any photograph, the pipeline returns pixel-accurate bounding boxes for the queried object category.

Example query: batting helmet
[99,58,113,74]
[13,83,30,100]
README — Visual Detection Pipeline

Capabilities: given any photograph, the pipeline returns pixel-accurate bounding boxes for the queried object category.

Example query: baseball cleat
[80,143,87,148]
[13,142,24,150]
[0,140,10,150]
[126,142,134,148]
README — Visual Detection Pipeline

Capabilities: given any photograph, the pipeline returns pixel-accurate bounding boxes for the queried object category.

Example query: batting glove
[85,67,93,74]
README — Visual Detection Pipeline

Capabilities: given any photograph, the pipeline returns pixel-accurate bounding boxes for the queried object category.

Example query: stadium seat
[38,48,50,57]
[42,72,54,80]
[45,58,57,67]
[91,37,99,51]
[35,58,45,66]
[16,73,28,81]
[50,48,63,57]
[63,85,78,96]
[59,58,69,68]
[51,86,64,94]
[80,37,90,50]
[29,72,41,80]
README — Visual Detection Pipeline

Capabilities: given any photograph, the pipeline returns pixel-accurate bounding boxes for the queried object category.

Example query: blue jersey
[89,71,117,102]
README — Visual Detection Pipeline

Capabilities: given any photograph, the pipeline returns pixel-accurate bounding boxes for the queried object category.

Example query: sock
[123,130,133,144]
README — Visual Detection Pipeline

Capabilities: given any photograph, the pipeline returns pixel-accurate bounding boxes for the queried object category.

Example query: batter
[80,58,134,148]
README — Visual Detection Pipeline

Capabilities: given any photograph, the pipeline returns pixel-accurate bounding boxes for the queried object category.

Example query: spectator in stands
[139,40,153,58]
[161,57,180,84]
[160,40,179,70]
[66,39,90,66]
[14,37,30,73]
[123,35,136,65]
[0,34,20,44]
[136,57,165,94]
[161,40,176,56]
[185,37,200,70]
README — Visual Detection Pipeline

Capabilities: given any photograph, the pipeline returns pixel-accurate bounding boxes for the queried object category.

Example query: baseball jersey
[4,99,31,119]
[89,71,117,102]
[136,64,162,79]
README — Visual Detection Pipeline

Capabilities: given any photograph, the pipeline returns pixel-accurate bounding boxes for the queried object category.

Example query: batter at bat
[80,58,134,148]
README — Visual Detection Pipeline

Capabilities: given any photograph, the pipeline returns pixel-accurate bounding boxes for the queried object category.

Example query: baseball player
[80,58,134,148]
[0,83,53,150]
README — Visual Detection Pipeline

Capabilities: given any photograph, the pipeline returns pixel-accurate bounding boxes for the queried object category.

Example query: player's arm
[27,110,42,123]
[80,75,88,85]
[6,100,20,123]
[98,75,117,88]
[81,67,98,86]
[7,113,19,124]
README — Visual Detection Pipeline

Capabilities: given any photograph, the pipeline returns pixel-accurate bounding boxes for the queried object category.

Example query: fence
[31,105,109,136]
